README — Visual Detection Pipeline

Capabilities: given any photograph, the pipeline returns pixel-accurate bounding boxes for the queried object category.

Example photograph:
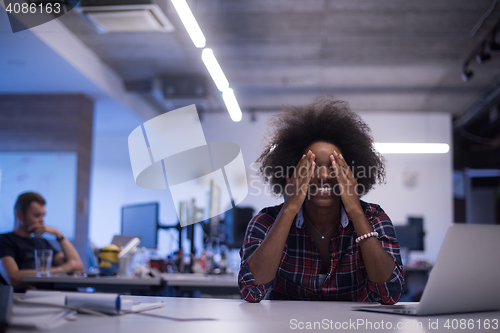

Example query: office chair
[0,263,10,286]
[0,273,12,331]
[0,274,8,286]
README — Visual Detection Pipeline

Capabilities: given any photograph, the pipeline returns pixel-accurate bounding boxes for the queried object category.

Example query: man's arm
[52,236,85,272]
[0,256,76,286]
[28,225,84,273]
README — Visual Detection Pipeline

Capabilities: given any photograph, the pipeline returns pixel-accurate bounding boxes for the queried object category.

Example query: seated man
[0,192,84,286]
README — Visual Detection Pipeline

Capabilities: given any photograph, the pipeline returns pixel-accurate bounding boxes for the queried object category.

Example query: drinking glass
[35,249,53,277]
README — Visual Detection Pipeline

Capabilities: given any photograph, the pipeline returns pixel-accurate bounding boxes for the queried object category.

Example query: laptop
[111,235,141,248]
[356,224,500,316]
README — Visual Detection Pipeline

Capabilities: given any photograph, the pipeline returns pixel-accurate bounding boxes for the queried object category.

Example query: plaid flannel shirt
[238,201,404,304]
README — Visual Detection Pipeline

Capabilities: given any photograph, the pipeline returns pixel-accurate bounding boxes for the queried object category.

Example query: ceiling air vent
[75,5,175,33]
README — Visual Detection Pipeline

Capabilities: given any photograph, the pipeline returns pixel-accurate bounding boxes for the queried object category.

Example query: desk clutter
[3,288,166,330]
[91,235,238,278]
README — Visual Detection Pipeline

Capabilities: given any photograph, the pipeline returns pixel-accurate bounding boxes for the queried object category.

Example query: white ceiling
[2,0,500,117]
[58,0,500,115]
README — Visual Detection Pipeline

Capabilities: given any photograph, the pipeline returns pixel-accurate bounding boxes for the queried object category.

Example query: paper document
[121,299,166,313]
[8,297,75,331]
[23,290,165,315]
[25,290,121,315]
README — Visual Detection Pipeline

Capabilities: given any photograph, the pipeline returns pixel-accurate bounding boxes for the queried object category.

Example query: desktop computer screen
[121,202,159,249]
[394,217,424,251]
[224,205,255,249]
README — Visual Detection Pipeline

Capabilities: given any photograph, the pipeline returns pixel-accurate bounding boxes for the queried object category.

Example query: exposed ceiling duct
[454,79,500,169]
[125,76,212,112]
[454,78,500,131]
[76,0,174,33]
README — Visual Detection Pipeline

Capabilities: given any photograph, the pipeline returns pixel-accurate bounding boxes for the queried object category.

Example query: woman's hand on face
[330,151,363,215]
[284,150,316,213]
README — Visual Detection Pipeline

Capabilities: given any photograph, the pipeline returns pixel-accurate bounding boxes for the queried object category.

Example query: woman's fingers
[331,151,362,203]
[332,150,346,178]
[299,152,315,193]
[330,153,342,181]
[287,150,315,197]
[332,150,353,180]
[308,159,316,183]
[305,151,315,180]
[294,150,314,180]
[284,151,316,211]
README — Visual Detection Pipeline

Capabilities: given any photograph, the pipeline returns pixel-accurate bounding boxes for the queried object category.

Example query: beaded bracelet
[355,231,378,243]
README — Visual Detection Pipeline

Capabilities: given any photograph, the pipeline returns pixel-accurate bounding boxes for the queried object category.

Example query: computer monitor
[121,202,159,249]
[224,205,255,249]
[207,180,221,238]
[394,217,425,251]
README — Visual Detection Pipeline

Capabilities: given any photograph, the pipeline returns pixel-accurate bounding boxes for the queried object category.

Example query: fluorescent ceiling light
[202,49,229,92]
[374,143,450,154]
[171,0,206,48]
[222,88,242,122]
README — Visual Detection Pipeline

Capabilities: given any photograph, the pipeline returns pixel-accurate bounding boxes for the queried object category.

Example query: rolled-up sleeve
[238,212,275,303]
[362,206,405,305]
[366,262,404,304]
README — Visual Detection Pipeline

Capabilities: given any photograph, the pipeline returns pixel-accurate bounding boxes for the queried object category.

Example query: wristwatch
[56,234,65,242]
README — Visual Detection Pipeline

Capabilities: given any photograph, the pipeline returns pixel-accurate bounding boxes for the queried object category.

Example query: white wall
[359,112,453,264]
[90,106,452,264]
[0,152,77,238]
[89,101,178,250]
[200,112,282,211]
[88,106,277,252]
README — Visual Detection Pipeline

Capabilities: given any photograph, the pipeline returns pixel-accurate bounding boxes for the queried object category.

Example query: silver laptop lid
[111,235,141,248]
[417,224,500,315]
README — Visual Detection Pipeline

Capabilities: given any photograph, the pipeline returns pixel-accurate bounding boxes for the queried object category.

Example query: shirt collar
[295,205,350,229]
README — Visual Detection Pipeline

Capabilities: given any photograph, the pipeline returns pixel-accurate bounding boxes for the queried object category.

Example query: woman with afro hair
[238,96,404,304]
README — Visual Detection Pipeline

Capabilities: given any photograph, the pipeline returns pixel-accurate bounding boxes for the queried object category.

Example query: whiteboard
[0,152,77,239]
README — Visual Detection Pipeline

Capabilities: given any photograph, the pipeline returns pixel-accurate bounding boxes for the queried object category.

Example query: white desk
[6,296,500,333]
[23,273,235,288]
[22,276,164,294]
[161,273,238,287]
[22,273,238,296]
[161,272,239,297]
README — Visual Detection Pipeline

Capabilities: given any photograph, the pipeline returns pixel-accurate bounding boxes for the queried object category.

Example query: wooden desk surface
[6,296,500,333]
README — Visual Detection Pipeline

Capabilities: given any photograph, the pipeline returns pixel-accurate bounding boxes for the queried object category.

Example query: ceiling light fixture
[490,40,500,51]
[476,49,492,64]
[462,20,500,82]
[171,0,206,48]
[461,67,474,82]
[373,143,450,154]
[171,0,242,122]
[489,31,500,51]
[222,88,243,122]
[201,48,229,92]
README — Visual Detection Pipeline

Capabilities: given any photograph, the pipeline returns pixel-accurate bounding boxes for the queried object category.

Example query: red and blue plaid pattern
[238,201,404,304]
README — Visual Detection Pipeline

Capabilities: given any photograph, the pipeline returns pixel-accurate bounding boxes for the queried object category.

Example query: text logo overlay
[128,105,248,227]
[4,0,79,33]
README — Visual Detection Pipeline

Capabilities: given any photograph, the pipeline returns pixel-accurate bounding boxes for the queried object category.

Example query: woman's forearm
[247,206,298,284]
[349,210,396,283]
